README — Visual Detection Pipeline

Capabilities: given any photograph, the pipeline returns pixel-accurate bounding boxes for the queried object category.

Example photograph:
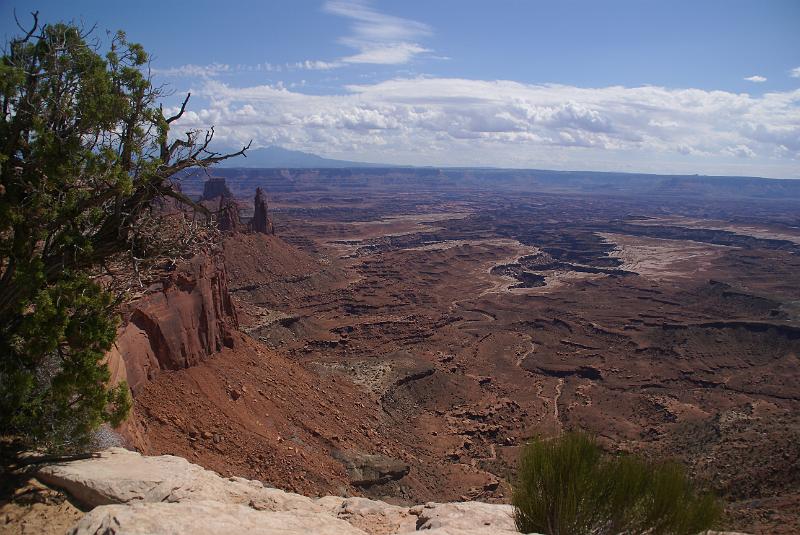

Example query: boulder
[410,501,517,532]
[69,500,367,535]
[332,450,410,486]
[316,496,417,534]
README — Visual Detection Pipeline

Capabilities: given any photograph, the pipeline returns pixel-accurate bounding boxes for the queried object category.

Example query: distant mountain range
[218,146,391,168]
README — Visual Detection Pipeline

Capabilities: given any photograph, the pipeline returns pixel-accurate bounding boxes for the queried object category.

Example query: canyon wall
[106,252,238,396]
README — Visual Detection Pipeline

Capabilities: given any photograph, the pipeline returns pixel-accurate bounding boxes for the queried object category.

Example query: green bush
[512,432,722,535]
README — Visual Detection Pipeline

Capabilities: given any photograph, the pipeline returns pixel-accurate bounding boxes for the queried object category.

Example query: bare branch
[166,93,191,124]
[12,10,39,44]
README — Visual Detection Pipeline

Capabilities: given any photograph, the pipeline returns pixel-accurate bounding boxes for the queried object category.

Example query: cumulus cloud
[169,77,800,175]
[744,75,767,83]
[790,67,800,78]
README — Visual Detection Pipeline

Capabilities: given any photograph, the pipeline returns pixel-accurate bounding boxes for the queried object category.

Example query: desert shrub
[512,432,722,535]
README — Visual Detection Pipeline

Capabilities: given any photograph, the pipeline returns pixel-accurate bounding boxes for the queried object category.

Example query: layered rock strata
[106,253,238,395]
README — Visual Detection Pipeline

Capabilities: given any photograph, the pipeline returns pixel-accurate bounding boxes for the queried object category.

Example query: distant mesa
[201,177,234,201]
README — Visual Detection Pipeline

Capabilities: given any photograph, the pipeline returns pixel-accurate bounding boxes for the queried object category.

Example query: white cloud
[153,62,284,78]
[324,0,430,42]
[790,67,800,78]
[289,60,343,70]
[723,144,756,158]
[153,63,231,78]
[744,75,767,83]
[172,77,800,177]
[324,0,433,65]
[341,43,430,65]
[155,1,437,78]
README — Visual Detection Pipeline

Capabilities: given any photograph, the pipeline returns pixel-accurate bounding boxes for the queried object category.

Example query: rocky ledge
[36,448,522,535]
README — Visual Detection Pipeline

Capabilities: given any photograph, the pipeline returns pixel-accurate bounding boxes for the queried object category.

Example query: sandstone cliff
[106,252,238,396]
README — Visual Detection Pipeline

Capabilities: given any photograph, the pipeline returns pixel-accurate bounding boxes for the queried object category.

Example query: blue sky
[2,1,799,177]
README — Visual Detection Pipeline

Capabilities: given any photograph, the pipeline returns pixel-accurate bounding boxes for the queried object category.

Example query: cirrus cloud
[324,0,434,65]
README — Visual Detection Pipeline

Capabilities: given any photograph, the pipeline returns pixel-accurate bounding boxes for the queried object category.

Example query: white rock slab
[68,500,368,535]
[411,501,517,532]
[316,496,418,534]
[37,447,321,513]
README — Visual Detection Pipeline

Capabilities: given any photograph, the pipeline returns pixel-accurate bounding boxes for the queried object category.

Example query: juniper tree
[0,13,249,450]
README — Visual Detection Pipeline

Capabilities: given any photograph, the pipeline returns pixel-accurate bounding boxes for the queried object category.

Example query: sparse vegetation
[512,432,722,535]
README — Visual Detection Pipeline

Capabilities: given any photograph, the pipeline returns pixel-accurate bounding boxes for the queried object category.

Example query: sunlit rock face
[39,448,525,535]
[106,253,238,396]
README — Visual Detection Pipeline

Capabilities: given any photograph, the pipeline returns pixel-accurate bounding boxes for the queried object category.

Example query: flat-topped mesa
[251,187,274,235]
[201,177,233,202]
[217,195,241,234]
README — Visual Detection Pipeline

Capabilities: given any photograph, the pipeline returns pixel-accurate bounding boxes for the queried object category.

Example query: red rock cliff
[107,252,238,396]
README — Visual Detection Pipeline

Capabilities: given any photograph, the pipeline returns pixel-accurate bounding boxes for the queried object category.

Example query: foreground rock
[37,449,748,535]
[38,448,521,535]
[37,448,321,512]
[412,502,517,531]
[70,501,365,535]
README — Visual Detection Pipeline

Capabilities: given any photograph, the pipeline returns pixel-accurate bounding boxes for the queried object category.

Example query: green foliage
[3,271,131,449]
[512,432,723,535]
[0,14,244,451]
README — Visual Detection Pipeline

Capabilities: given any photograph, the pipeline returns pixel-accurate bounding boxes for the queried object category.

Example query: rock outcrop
[251,187,274,235]
[217,195,241,233]
[71,501,366,535]
[106,253,238,395]
[38,448,523,535]
[200,177,233,202]
[333,450,411,487]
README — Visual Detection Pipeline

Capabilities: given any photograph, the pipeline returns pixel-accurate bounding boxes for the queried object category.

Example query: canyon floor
[133,177,800,534]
